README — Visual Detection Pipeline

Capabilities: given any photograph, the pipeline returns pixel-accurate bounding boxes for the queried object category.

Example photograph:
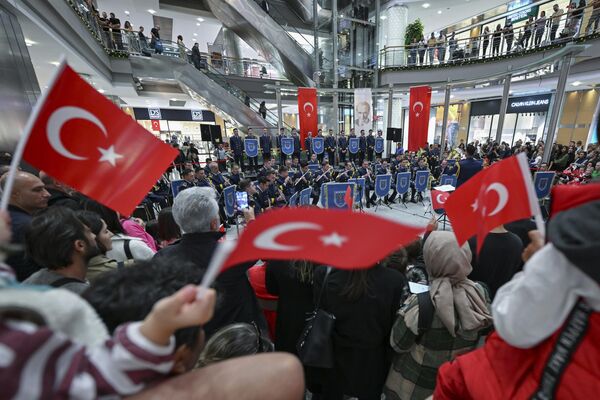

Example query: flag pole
[517,153,546,239]
[0,56,67,212]
[199,239,236,295]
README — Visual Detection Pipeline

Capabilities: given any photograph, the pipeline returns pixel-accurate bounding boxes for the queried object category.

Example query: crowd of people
[404,1,600,66]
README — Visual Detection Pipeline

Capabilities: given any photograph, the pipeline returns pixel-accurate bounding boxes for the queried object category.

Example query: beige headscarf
[406,231,492,337]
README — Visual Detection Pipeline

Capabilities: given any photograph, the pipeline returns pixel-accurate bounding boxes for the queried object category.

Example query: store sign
[191,110,203,121]
[148,108,162,120]
[507,94,552,113]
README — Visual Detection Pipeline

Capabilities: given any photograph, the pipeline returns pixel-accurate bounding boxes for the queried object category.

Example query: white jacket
[107,234,155,263]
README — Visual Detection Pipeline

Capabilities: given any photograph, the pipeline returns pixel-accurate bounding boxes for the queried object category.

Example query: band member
[291,128,301,161]
[276,127,287,165]
[260,128,272,161]
[257,156,274,178]
[338,131,348,164]
[229,164,243,187]
[238,179,261,216]
[349,128,357,164]
[376,160,396,204]
[179,169,196,192]
[276,166,295,204]
[357,160,376,208]
[245,128,259,171]
[311,161,333,205]
[375,130,384,159]
[367,129,376,162]
[255,176,272,211]
[230,128,244,170]
[359,130,367,165]
[410,157,429,203]
[193,168,212,189]
[290,156,301,175]
[325,129,336,165]
[315,129,325,164]
[390,158,410,203]
[294,161,313,192]
[308,153,319,167]
[208,162,228,193]
[336,162,356,183]
[305,131,313,160]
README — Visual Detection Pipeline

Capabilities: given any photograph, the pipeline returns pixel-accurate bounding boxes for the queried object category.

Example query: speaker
[210,125,223,143]
[200,125,211,141]
[387,128,403,143]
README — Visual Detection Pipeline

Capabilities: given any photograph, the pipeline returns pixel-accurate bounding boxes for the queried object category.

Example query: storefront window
[514,112,547,144]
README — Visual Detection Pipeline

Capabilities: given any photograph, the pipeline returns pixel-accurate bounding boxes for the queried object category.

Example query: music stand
[431,184,455,230]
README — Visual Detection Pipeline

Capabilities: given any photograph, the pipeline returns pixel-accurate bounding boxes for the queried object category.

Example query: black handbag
[296,267,336,369]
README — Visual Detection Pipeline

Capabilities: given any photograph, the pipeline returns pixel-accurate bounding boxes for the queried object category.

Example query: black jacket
[47,188,80,210]
[154,232,265,337]
[6,205,41,281]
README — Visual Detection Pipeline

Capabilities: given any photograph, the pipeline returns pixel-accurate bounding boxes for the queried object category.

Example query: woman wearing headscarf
[383,231,492,400]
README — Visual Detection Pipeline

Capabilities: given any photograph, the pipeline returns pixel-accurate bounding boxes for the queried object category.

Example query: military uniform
[304,136,313,160]
[338,135,348,163]
[230,135,244,169]
[375,135,384,159]
[366,134,376,162]
[260,134,272,161]
[276,134,287,164]
[349,133,358,164]
[357,166,376,207]
[245,134,259,171]
[325,136,336,165]
[292,134,301,160]
[359,135,367,164]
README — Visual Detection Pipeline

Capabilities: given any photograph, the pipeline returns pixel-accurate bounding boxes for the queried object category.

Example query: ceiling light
[196,22,200,26]
[380,15,387,20]
[572,81,582,86]
[25,38,36,47]
[98,89,106,93]
[422,3,431,8]
[437,10,442,14]
[49,61,60,66]
[124,10,130,15]
[170,98,178,101]
[193,33,198,36]
[432,90,439,94]
[450,94,455,99]
[147,9,156,14]
[197,17,204,22]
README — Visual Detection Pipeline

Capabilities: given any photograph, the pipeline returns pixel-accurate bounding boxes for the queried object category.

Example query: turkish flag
[22,64,178,216]
[550,182,600,218]
[298,87,318,150]
[344,185,353,210]
[408,86,432,152]
[151,120,161,131]
[445,154,539,252]
[431,189,450,211]
[220,207,425,271]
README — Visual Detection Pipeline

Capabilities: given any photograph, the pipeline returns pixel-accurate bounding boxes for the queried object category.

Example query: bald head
[0,171,50,214]
[209,162,219,173]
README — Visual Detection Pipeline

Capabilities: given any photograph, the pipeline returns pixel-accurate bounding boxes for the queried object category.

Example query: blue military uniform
[325,136,336,165]
[357,166,376,207]
[260,134,272,160]
[359,135,367,164]
[305,136,313,159]
[276,134,286,164]
[245,134,259,171]
[457,157,483,188]
[338,135,348,163]
[348,132,357,164]
[366,134,376,162]
[292,134,301,160]
[230,135,244,169]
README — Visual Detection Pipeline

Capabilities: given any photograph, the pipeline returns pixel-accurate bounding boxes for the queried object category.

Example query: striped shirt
[0,319,175,399]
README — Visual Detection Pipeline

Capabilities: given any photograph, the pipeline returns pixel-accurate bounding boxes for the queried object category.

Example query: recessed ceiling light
[49,61,60,66]
[124,10,130,15]
[197,17,204,22]
[148,9,156,14]
[98,89,106,93]
[193,33,198,36]
[25,38,36,47]
[422,3,431,8]
[380,15,387,20]
[572,81,582,86]
[196,22,200,26]
[437,10,442,14]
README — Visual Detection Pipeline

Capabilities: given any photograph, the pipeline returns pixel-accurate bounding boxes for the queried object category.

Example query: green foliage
[405,19,424,46]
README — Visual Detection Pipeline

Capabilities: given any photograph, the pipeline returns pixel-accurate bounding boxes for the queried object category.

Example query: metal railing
[65,0,293,130]
[379,3,600,69]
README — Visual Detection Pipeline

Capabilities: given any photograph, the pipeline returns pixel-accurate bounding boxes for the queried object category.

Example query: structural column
[276,81,282,132]
[495,74,512,144]
[313,0,319,74]
[543,55,573,163]
[440,84,452,150]
[386,84,393,157]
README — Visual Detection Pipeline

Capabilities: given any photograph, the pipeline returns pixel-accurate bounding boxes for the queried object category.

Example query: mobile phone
[236,191,249,210]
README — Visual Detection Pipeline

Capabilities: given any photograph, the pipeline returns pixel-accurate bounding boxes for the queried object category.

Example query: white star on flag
[320,232,348,247]
[98,145,123,167]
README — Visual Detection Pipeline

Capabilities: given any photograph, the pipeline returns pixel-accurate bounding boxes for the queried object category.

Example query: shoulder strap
[530,300,592,400]
[123,239,134,260]
[314,267,332,310]
[417,291,435,335]
[50,277,84,288]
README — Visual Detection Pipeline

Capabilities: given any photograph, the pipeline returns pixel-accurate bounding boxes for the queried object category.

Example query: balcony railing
[379,3,600,70]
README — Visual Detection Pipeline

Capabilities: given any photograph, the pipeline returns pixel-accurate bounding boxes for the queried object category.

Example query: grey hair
[197,323,274,368]
[172,187,219,234]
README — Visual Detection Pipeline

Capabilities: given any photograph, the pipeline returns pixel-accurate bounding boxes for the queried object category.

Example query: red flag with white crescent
[444,154,540,252]
[408,86,432,152]
[298,87,318,150]
[151,120,161,131]
[21,63,178,216]
[431,189,450,211]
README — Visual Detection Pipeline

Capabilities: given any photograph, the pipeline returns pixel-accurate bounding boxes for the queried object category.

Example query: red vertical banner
[408,85,432,152]
[151,120,161,131]
[298,87,318,150]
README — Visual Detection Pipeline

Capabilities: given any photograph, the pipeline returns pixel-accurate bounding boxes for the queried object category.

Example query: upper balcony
[379,2,600,87]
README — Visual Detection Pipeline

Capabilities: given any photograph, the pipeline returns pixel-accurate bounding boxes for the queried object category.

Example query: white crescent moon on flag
[46,106,107,160]
[303,102,314,114]
[253,222,322,251]
[413,101,424,113]
[436,194,446,205]
[485,183,509,216]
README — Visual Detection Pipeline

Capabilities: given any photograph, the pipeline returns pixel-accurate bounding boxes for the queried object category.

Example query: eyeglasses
[251,321,264,353]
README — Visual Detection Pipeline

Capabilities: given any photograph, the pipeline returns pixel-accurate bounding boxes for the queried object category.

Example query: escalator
[206,0,318,87]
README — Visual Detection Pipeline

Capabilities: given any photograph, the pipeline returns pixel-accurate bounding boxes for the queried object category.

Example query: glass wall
[468,112,547,145]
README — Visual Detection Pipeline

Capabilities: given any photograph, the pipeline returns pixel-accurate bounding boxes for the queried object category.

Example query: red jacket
[434,313,600,399]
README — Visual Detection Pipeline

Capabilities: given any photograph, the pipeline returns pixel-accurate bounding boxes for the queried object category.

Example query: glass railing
[65,0,292,130]
[379,3,600,69]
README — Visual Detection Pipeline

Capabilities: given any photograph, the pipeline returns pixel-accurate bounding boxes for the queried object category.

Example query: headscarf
[406,231,492,336]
